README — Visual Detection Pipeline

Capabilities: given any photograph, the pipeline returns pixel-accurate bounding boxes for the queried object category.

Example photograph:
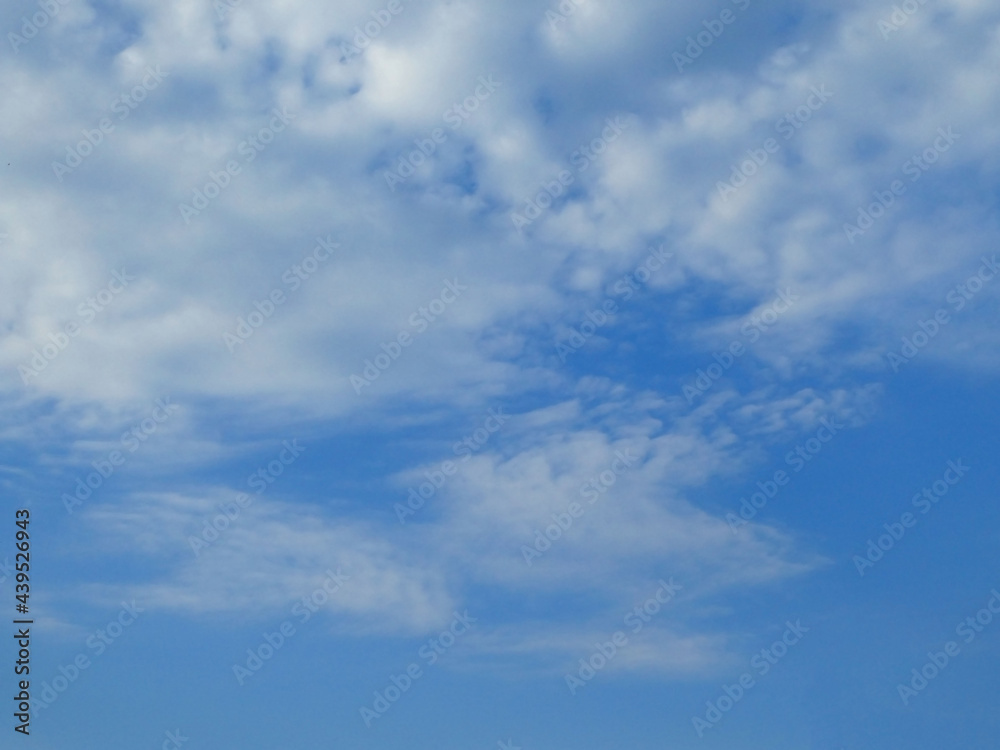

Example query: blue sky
[2,0,1000,747]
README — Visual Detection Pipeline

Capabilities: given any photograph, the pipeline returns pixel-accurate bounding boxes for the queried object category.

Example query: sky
[2,0,1000,747]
